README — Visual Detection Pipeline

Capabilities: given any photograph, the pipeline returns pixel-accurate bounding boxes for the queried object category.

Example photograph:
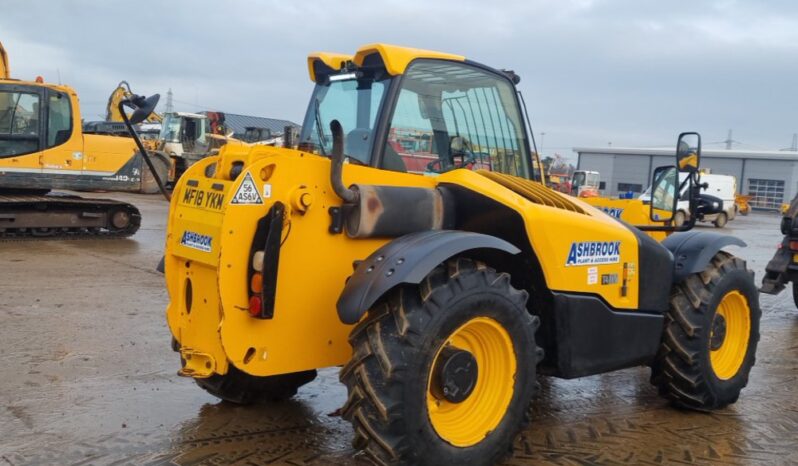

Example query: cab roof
[307,43,465,83]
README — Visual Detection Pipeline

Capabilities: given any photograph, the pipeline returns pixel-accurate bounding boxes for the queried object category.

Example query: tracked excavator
[0,41,168,238]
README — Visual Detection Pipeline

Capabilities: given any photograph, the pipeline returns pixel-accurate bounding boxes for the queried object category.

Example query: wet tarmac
[1,194,796,466]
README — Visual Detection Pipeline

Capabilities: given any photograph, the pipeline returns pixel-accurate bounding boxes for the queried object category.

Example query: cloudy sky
[3,0,797,160]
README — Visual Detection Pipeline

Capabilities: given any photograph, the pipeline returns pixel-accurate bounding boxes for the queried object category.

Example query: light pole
[539,131,546,156]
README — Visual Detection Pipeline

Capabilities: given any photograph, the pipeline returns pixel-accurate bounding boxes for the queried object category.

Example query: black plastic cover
[336,230,520,324]
[662,231,746,283]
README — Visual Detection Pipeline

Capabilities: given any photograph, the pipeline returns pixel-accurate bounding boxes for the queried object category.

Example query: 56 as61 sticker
[230,172,264,205]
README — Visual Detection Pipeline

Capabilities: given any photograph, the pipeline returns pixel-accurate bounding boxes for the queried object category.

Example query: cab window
[47,91,72,148]
[0,91,41,157]
[383,60,531,178]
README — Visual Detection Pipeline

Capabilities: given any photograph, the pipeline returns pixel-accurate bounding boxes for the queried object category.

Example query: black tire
[651,251,760,410]
[673,210,687,227]
[713,212,728,228]
[140,151,170,194]
[340,258,541,466]
[792,281,798,310]
[195,364,317,405]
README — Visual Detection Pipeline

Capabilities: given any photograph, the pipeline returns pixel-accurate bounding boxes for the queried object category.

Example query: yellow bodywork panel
[0,81,138,176]
[165,145,644,378]
[307,43,465,82]
[582,197,668,242]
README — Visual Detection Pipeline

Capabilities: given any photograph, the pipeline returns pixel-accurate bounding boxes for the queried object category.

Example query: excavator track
[0,193,141,240]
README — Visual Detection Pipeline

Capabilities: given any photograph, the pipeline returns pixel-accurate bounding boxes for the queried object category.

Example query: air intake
[477,170,586,214]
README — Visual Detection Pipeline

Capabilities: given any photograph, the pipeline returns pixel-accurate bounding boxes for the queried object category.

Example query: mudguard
[662,231,746,283]
[336,230,520,324]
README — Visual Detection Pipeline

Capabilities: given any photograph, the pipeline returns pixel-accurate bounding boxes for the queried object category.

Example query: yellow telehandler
[144,44,760,465]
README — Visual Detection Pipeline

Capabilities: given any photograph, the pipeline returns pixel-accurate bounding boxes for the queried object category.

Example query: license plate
[179,186,226,211]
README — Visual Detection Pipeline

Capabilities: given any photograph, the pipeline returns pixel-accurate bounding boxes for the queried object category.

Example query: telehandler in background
[0,40,169,238]
[139,44,761,465]
[761,193,798,306]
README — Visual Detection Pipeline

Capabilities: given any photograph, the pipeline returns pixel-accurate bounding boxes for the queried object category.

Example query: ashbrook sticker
[566,241,621,266]
[180,230,213,252]
[230,172,264,205]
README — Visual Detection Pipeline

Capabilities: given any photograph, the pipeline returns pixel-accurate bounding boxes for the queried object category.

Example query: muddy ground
[1,194,796,465]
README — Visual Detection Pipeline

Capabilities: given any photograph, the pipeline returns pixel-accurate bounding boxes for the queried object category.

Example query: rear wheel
[195,364,317,404]
[792,281,798,310]
[340,258,541,466]
[713,212,728,228]
[651,251,760,410]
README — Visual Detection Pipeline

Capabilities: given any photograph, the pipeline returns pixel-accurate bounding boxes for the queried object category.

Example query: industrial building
[575,147,798,209]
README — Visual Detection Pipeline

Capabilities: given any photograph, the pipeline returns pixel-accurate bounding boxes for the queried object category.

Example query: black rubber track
[650,251,760,410]
[195,364,317,405]
[0,197,141,240]
[340,258,542,466]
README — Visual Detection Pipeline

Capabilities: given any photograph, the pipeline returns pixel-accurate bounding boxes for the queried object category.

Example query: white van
[640,173,737,227]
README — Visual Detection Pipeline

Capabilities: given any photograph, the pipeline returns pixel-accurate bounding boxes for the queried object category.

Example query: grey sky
[3,0,797,160]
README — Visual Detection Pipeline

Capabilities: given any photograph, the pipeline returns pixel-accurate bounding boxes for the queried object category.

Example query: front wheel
[340,258,541,466]
[713,212,728,228]
[651,251,760,410]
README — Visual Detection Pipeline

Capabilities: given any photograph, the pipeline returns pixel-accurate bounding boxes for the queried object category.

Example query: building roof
[204,112,301,136]
[574,146,798,161]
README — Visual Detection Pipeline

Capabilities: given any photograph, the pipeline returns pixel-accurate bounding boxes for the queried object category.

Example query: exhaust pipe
[329,120,359,204]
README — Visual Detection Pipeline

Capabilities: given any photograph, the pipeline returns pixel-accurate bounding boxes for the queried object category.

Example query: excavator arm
[106,81,162,123]
[1,41,9,79]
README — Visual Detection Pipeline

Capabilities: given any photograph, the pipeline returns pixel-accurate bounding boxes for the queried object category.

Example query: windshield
[0,90,41,157]
[159,113,182,143]
[572,172,585,187]
[298,75,390,163]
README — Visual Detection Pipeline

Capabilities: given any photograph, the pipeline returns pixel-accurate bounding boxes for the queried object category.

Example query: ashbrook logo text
[180,231,212,252]
[566,241,621,266]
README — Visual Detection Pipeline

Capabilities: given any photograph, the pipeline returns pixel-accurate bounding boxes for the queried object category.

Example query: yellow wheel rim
[709,290,751,380]
[426,317,516,447]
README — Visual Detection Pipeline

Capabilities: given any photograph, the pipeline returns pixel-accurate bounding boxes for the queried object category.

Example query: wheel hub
[432,346,478,403]
[111,210,130,229]
[710,313,727,351]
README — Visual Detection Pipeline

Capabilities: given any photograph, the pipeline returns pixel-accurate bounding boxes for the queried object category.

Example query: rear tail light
[250,273,263,294]
[789,241,798,251]
[246,202,285,319]
[248,295,263,317]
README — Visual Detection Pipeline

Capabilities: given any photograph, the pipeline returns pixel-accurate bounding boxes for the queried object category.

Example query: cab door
[40,88,83,177]
[0,84,45,187]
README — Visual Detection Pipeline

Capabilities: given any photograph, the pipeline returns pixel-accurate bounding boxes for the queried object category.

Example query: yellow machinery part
[308,43,465,83]
[165,144,642,378]
[426,317,516,447]
[710,290,751,380]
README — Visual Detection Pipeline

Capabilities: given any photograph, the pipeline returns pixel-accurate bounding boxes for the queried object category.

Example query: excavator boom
[0,41,8,80]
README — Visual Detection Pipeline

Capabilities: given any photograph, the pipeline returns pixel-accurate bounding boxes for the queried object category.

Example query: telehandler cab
[144,44,760,465]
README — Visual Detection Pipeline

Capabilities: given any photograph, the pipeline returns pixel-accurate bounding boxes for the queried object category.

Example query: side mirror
[650,165,679,222]
[125,94,160,125]
[676,132,700,173]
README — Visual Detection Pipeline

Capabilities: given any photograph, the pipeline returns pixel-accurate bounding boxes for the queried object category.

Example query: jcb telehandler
[140,44,760,465]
